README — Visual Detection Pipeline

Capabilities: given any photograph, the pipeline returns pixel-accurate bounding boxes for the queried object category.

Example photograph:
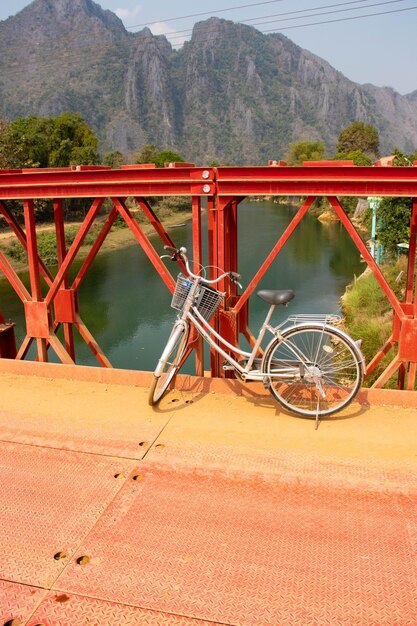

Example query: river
[0,200,363,371]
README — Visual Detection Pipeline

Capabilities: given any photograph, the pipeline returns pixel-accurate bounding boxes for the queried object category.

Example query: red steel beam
[0,201,54,287]
[233,197,315,315]
[112,198,176,293]
[45,198,104,306]
[0,250,32,301]
[0,167,215,200]
[23,199,48,362]
[215,165,417,197]
[53,198,75,360]
[72,206,119,292]
[327,197,405,320]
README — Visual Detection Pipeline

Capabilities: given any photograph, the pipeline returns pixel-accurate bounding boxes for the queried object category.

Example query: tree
[374,148,417,255]
[154,150,185,168]
[48,113,99,167]
[0,119,14,169]
[0,114,100,222]
[103,150,124,168]
[377,197,411,255]
[336,122,379,159]
[389,146,417,166]
[285,140,326,165]
[135,144,160,165]
[0,116,53,168]
[134,144,185,168]
[0,114,100,169]
[333,149,372,166]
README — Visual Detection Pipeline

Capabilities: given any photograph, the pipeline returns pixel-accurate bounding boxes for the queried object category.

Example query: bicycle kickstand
[315,397,320,431]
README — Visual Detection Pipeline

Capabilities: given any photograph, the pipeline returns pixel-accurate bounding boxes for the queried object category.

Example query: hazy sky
[1,0,416,94]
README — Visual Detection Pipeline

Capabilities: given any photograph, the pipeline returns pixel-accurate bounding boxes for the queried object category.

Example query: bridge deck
[0,365,416,625]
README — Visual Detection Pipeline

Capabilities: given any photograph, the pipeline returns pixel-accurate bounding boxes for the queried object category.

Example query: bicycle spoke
[264,325,363,418]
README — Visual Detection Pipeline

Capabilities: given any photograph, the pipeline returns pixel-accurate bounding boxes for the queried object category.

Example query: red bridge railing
[0,161,416,390]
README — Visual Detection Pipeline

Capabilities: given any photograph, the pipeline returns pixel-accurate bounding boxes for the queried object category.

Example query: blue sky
[1,0,416,94]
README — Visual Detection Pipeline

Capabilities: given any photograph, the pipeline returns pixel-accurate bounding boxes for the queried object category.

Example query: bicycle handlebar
[163,246,242,287]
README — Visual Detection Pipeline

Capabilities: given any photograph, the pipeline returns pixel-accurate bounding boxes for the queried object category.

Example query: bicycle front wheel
[263,324,363,418]
[148,321,190,406]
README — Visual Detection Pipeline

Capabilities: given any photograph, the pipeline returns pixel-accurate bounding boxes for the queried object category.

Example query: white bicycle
[149,247,364,426]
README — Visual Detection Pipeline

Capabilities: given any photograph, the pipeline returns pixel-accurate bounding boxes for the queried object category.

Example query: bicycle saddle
[257,289,295,305]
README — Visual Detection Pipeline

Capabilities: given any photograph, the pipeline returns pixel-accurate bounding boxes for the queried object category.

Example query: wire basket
[171,273,225,322]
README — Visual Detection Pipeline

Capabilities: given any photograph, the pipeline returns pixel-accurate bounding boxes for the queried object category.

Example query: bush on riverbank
[341,258,407,386]
[2,225,104,266]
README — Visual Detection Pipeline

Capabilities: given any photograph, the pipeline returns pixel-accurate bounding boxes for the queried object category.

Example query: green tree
[103,150,124,168]
[377,197,411,255]
[333,149,372,166]
[0,119,16,168]
[336,121,379,159]
[154,150,185,168]
[0,114,99,169]
[134,144,185,168]
[0,116,54,168]
[389,146,417,166]
[134,144,160,165]
[48,113,99,167]
[285,140,326,165]
[0,114,100,222]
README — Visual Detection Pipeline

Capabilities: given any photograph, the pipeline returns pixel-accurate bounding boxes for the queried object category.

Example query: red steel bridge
[0,159,417,390]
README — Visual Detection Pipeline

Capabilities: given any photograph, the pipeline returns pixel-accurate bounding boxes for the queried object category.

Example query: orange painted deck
[0,362,417,625]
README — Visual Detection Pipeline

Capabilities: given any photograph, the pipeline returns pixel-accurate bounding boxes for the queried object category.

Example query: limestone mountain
[0,0,416,164]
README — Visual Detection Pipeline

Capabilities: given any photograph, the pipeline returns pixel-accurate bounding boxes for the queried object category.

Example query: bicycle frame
[179,278,305,383]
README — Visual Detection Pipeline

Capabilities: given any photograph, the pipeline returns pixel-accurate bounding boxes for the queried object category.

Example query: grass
[341,257,409,387]
[0,224,103,266]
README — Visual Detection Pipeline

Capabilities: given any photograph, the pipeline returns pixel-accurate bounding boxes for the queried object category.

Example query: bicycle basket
[171,273,224,322]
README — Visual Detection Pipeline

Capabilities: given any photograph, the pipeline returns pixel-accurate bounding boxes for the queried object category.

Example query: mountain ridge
[0,0,416,163]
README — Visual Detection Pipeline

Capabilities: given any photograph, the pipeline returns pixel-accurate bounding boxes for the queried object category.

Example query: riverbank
[0,207,193,274]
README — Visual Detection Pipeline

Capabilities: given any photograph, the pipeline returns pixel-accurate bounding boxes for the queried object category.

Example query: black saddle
[257,289,295,306]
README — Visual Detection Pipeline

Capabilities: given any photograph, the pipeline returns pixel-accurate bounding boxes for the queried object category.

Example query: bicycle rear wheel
[263,324,363,418]
[148,321,190,406]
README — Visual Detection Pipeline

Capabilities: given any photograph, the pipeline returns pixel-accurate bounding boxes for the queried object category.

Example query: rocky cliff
[0,0,416,163]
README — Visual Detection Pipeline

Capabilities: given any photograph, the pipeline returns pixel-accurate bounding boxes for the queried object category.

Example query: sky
[1,0,416,94]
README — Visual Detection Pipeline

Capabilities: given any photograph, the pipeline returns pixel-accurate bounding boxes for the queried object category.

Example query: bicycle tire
[262,324,363,418]
[148,321,190,406]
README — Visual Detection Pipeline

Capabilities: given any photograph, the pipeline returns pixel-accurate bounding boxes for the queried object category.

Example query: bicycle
[149,246,365,428]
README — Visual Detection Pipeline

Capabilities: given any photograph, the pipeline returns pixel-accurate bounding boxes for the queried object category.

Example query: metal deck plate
[0,580,47,625]
[0,380,170,458]
[145,393,417,493]
[27,592,220,625]
[54,464,417,625]
[0,441,137,588]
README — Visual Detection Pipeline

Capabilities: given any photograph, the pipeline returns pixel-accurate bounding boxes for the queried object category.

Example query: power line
[164,0,407,41]
[143,0,382,39]
[248,0,407,26]
[126,0,287,28]
[168,3,417,46]
[233,0,383,22]
[265,3,417,31]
